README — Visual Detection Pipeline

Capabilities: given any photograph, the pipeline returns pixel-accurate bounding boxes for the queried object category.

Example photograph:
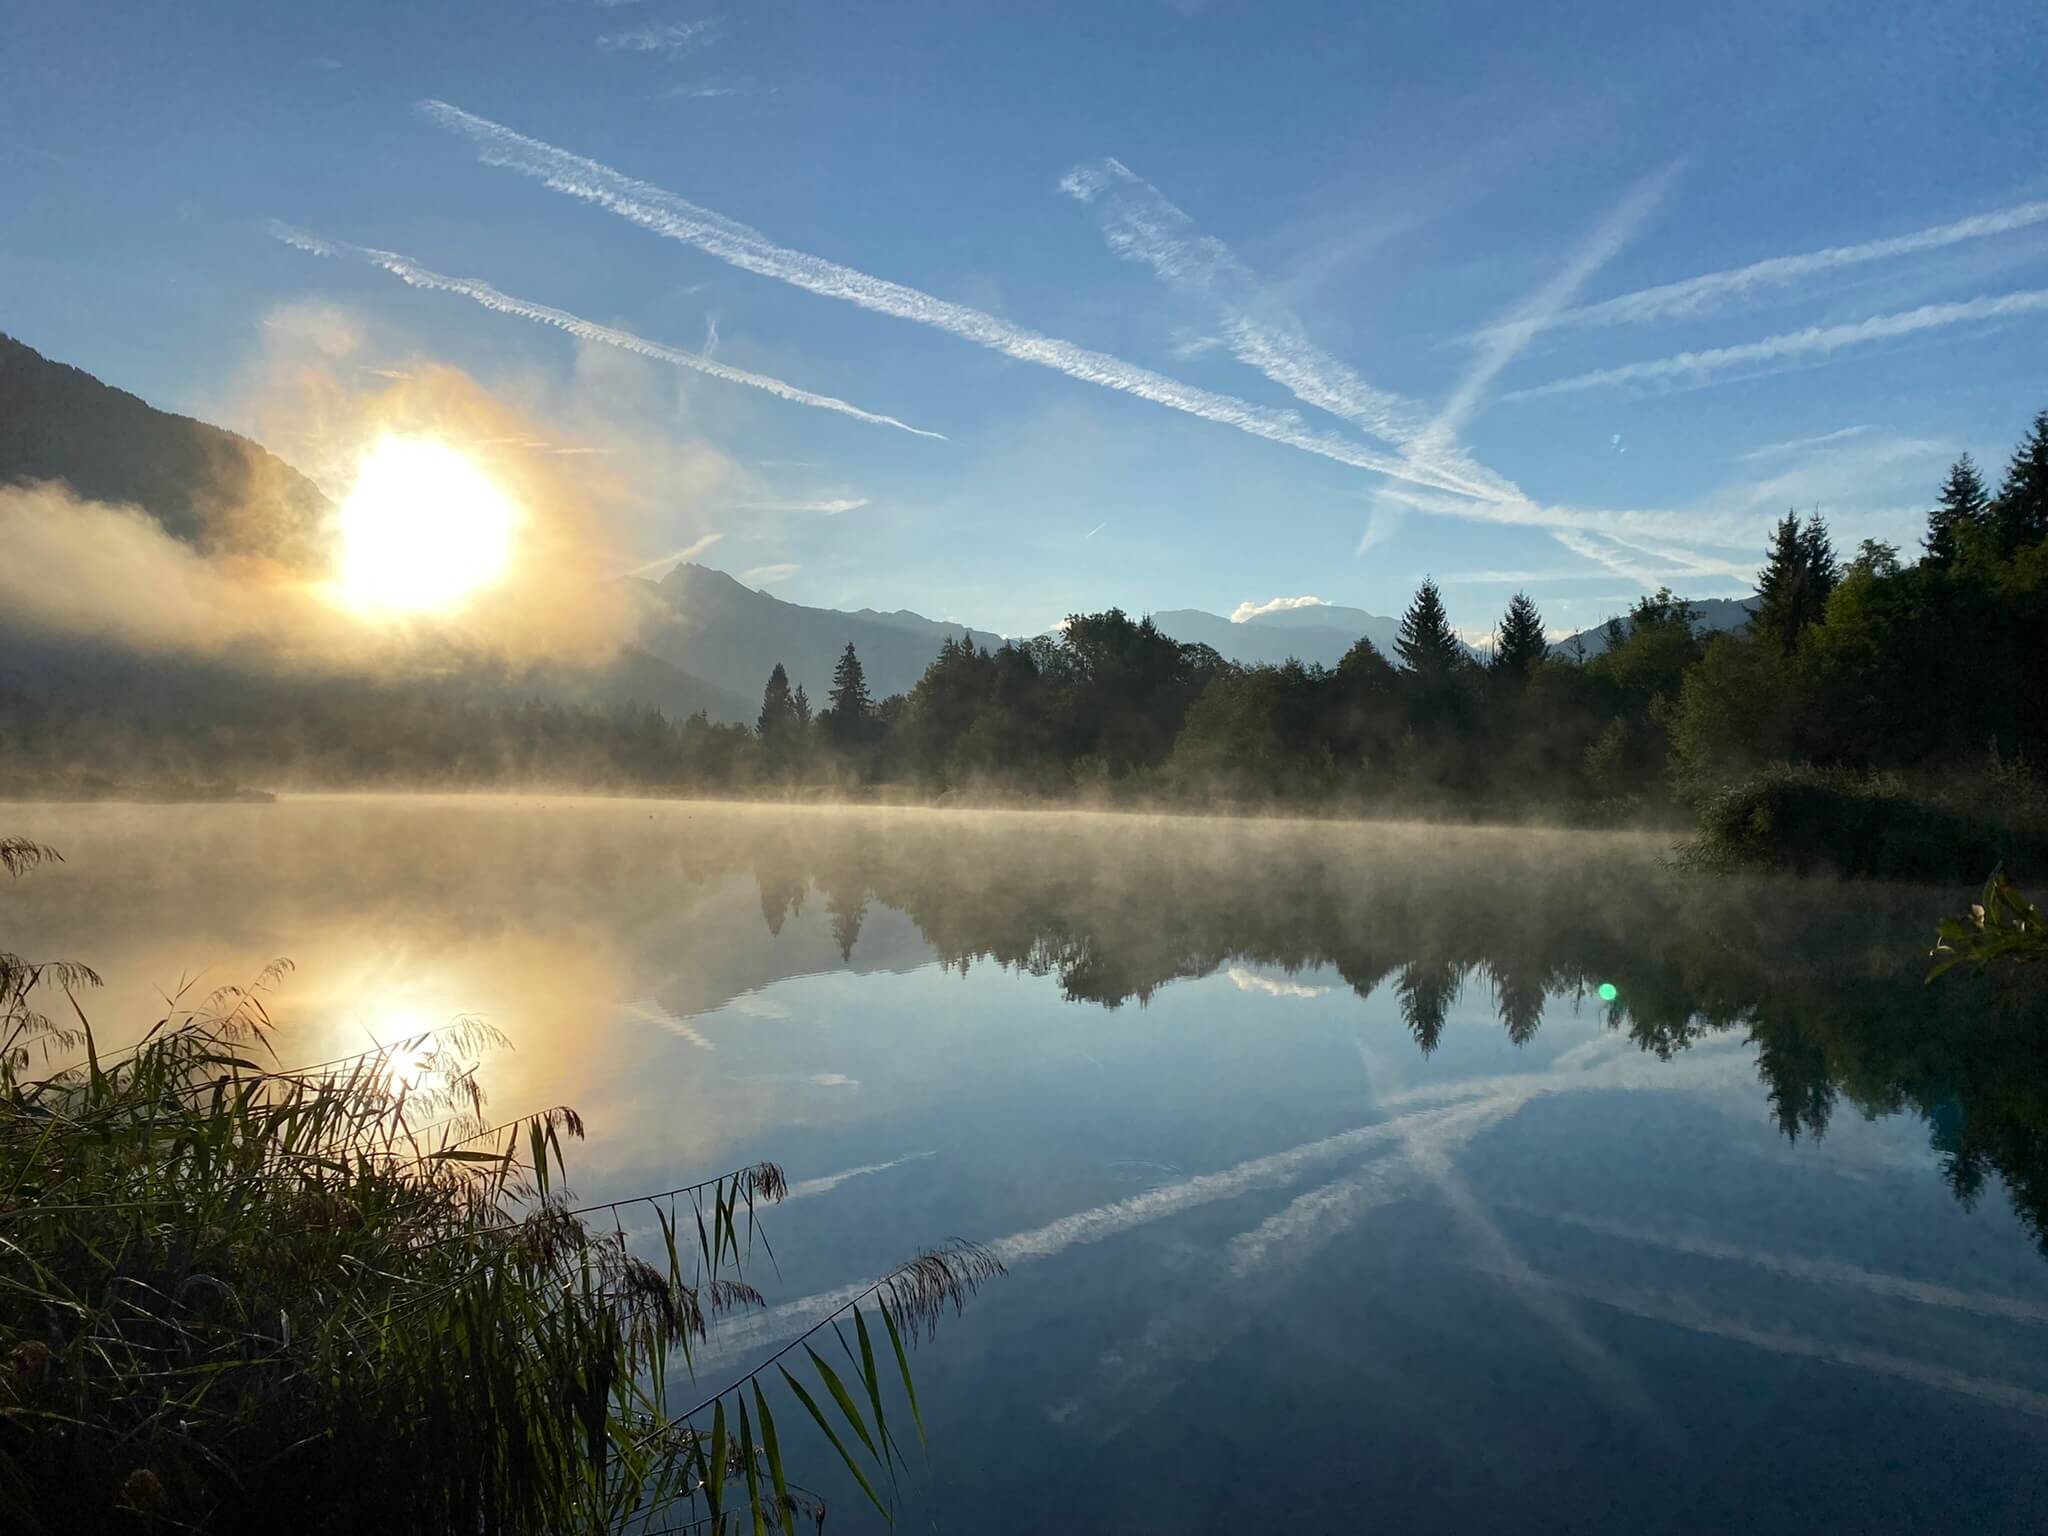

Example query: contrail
[1505,287,2048,401]
[1475,196,2048,338]
[784,1150,937,1202]
[1428,164,1677,440]
[419,101,1510,503]
[268,222,946,440]
[1057,156,1517,502]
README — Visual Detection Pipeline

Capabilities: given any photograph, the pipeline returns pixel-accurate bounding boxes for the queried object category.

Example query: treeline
[726,411,2048,845]
[9,411,2045,857]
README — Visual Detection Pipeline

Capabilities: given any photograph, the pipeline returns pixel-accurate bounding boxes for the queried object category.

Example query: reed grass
[1,839,998,1533]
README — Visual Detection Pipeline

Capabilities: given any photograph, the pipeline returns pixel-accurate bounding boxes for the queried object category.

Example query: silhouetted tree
[792,684,812,731]
[1926,454,1990,567]
[1490,592,1547,678]
[1992,409,2048,557]
[757,663,797,738]
[1753,512,1834,653]
[1394,578,1464,679]
[823,643,874,748]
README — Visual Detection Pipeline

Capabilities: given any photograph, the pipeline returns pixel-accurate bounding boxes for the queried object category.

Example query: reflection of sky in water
[6,797,2045,1532]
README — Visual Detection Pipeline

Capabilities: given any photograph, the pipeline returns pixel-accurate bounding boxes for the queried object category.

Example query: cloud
[667,76,758,99]
[735,496,869,515]
[741,562,799,584]
[1226,965,1329,999]
[271,223,944,440]
[1506,287,2048,401]
[262,300,365,359]
[423,102,1510,503]
[1483,196,2048,337]
[597,18,719,54]
[1230,595,1327,623]
[1058,156,1516,503]
[618,530,724,579]
[1354,497,1403,558]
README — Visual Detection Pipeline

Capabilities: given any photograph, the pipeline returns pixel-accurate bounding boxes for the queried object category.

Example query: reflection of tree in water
[734,814,2048,1255]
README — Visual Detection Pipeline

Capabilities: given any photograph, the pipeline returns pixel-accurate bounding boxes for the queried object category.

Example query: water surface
[6,797,2045,1532]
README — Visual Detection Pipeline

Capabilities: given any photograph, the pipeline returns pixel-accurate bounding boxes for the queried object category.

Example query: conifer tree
[1490,592,1547,678]
[791,684,812,731]
[1993,409,2048,557]
[1797,515,1838,618]
[1925,454,1990,567]
[824,642,874,747]
[1394,578,1464,679]
[756,663,797,738]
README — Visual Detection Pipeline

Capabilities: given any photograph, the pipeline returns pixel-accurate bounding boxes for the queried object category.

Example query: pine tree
[1394,578,1464,679]
[824,642,874,746]
[1797,514,1839,621]
[1992,410,2048,557]
[1925,454,1990,567]
[791,684,812,731]
[755,663,796,738]
[1490,592,1547,678]
[1752,512,1808,654]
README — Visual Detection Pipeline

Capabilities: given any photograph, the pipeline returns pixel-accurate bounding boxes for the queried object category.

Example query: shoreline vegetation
[6,410,2045,884]
[0,837,1001,1534]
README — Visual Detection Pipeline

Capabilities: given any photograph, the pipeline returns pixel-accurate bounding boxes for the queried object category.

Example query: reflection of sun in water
[336,436,518,614]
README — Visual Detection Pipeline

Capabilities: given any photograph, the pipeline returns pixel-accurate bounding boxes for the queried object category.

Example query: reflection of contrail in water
[1479,1268,2048,1419]
[785,1150,936,1202]
[696,1045,1741,1367]
[1504,1204,2048,1326]
[619,999,714,1052]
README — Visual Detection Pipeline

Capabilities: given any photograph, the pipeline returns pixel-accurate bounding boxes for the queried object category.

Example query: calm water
[6,796,2046,1532]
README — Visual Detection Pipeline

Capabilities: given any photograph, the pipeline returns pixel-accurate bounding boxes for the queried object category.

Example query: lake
[5,796,2045,1532]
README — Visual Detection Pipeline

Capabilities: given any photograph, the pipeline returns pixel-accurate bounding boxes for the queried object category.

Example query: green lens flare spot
[1596,982,1619,1002]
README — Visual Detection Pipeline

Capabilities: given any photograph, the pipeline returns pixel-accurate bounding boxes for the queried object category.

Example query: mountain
[640,563,1005,713]
[1550,596,1758,658]
[0,333,744,726]
[1151,604,1407,668]
[0,331,332,564]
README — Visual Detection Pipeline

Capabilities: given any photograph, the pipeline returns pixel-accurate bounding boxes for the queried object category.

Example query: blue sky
[6,0,2046,639]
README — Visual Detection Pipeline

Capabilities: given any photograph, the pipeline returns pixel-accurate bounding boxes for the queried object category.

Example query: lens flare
[336,436,517,613]
[1597,982,1619,1002]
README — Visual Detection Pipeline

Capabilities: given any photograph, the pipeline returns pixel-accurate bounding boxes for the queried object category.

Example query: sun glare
[336,436,518,614]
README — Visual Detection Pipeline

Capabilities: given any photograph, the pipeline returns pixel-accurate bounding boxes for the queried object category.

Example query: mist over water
[6,797,2046,1531]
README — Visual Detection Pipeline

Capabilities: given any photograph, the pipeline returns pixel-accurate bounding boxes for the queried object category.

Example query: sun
[335,436,518,614]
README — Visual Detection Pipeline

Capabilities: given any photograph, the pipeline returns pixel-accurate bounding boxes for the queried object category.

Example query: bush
[1681,765,2020,882]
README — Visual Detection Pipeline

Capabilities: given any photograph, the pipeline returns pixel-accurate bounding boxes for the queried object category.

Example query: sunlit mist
[336,436,518,614]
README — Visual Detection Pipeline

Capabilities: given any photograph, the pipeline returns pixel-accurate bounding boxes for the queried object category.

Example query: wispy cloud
[742,562,799,585]
[1225,965,1329,999]
[422,103,1508,502]
[1230,594,1328,623]
[736,496,869,515]
[1736,424,1876,461]
[1058,156,1516,503]
[597,18,719,54]
[617,531,724,580]
[1485,196,2048,337]
[1354,497,1403,558]
[1506,287,2048,401]
[785,1151,936,1202]
[667,76,757,99]
[269,222,945,440]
